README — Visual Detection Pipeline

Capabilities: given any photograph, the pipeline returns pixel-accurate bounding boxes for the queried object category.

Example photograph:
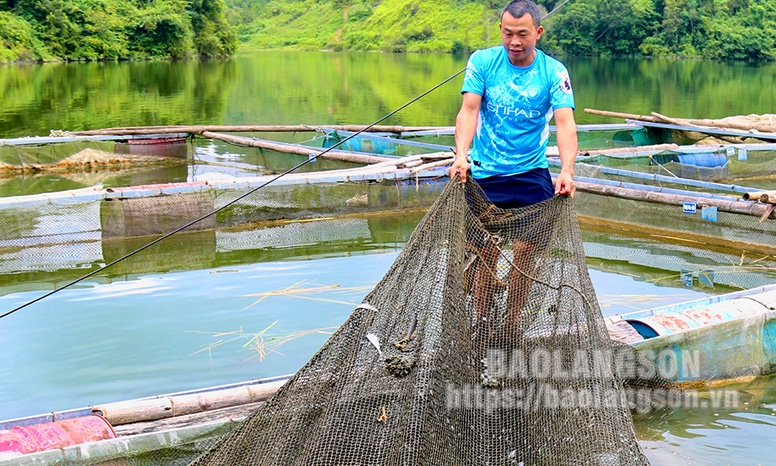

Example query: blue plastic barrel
[322,132,398,155]
[676,151,728,167]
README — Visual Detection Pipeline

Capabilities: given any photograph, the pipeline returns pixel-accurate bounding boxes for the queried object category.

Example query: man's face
[499,12,544,67]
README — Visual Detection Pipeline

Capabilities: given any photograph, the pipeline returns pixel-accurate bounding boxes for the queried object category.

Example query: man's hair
[501,0,542,27]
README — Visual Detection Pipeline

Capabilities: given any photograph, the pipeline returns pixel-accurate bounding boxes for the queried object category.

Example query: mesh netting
[576,148,776,185]
[187,179,649,466]
[0,140,188,170]
[0,141,117,168]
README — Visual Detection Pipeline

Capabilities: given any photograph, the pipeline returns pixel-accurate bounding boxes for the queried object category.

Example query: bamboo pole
[70,125,444,136]
[758,191,776,204]
[417,151,455,160]
[760,204,774,223]
[410,158,454,174]
[585,108,776,134]
[584,109,661,122]
[272,164,399,180]
[575,180,774,219]
[200,131,396,165]
[742,191,770,201]
[366,154,422,169]
[653,112,776,134]
[93,380,286,426]
[402,159,424,168]
[650,112,747,144]
[579,144,679,156]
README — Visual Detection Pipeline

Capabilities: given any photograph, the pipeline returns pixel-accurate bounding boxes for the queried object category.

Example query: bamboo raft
[2,123,776,256]
[2,121,776,265]
[5,119,775,172]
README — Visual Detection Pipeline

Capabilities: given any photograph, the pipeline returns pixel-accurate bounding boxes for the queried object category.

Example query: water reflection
[3,201,773,297]
[0,210,423,294]
[635,374,776,464]
[3,53,776,140]
[0,59,237,137]
[569,57,776,123]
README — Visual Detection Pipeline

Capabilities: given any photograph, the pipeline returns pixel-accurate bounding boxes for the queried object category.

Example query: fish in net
[189,178,651,465]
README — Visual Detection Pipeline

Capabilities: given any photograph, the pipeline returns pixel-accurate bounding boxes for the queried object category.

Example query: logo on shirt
[486,102,542,119]
[559,71,573,94]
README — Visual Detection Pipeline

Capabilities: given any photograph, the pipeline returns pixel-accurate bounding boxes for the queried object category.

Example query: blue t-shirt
[461,46,575,179]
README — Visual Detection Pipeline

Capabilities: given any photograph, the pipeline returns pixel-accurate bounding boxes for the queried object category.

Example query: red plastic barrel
[0,415,116,457]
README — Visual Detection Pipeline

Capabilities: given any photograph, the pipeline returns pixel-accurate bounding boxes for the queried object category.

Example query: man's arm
[552,107,578,197]
[449,92,482,183]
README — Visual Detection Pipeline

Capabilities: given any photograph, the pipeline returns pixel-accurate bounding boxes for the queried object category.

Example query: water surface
[1,52,775,464]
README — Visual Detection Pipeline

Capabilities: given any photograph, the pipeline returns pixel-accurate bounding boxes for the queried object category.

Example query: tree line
[228,0,775,61]
[0,0,236,62]
[543,0,775,61]
[2,0,774,62]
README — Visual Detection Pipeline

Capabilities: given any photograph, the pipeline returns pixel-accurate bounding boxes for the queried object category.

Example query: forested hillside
[0,0,236,62]
[226,0,776,61]
[2,0,774,62]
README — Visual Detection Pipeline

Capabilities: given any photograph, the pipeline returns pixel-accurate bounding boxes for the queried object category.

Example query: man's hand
[554,171,575,197]
[452,92,481,184]
[552,107,577,198]
[449,157,470,183]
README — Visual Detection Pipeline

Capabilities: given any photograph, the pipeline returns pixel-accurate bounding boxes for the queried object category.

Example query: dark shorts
[474,167,554,209]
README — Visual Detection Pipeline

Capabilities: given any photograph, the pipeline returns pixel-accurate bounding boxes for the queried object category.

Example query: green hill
[226,0,776,61]
[2,0,774,62]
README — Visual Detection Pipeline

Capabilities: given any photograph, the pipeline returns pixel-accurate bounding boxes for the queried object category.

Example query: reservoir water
[1,51,775,464]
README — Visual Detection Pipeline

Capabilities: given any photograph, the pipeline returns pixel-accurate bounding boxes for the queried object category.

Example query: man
[449,0,578,327]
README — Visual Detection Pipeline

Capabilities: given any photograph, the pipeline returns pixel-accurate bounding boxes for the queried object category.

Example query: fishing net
[575,147,776,185]
[187,178,649,465]
[563,160,776,258]
[0,139,188,171]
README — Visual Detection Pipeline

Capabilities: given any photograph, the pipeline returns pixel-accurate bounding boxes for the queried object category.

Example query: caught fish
[366,333,382,356]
